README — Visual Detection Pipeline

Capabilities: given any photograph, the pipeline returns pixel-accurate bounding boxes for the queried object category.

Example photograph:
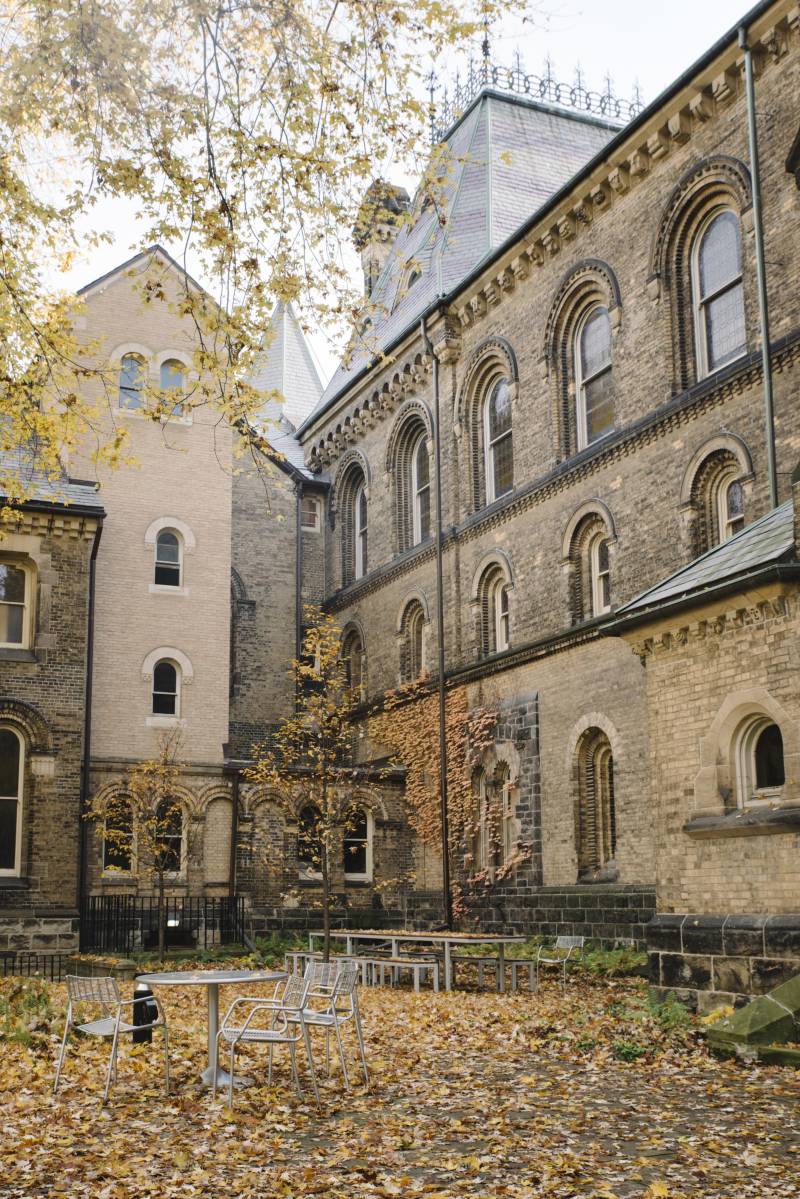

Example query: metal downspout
[421,316,453,929]
[295,483,304,672]
[739,25,778,508]
[78,517,103,948]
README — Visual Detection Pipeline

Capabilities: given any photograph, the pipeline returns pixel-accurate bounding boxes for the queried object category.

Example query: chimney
[353,179,411,297]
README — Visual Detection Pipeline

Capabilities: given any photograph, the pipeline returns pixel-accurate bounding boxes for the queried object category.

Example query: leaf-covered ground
[2,973,799,1198]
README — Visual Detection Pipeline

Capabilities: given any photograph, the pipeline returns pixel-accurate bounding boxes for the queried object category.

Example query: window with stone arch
[470,763,515,876]
[734,715,785,808]
[399,598,426,684]
[649,157,752,391]
[102,794,134,874]
[0,725,24,876]
[475,561,512,657]
[390,412,432,553]
[544,260,621,461]
[343,806,373,881]
[686,447,750,556]
[118,352,147,410]
[341,626,366,701]
[155,799,185,875]
[565,507,615,625]
[459,338,518,513]
[338,462,369,586]
[154,529,182,587]
[159,358,186,416]
[575,728,617,880]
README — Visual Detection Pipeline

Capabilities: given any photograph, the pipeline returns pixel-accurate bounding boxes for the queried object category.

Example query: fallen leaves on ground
[1,972,798,1198]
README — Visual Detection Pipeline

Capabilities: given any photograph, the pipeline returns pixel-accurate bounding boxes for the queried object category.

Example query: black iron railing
[80,896,246,954]
[0,951,70,982]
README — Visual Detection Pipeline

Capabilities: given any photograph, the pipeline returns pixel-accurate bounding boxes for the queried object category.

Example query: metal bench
[534,935,585,988]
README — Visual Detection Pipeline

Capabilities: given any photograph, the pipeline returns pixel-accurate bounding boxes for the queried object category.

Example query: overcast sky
[62,0,750,384]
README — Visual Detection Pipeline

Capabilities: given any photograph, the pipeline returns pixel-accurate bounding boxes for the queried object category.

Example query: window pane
[699,211,741,298]
[417,486,431,541]
[727,480,744,520]
[705,283,746,369]
[0,799,17,870]
[0,604,24,645]
[153,661,177,692]
[580,307,611,379]
[0,730,20,798]
[156,533,180,564]
[104,805,132,872]
[0,565,26,604]
[755,724,785,789]
[152,691,177,715]
[415,438,429,488]
[488,380,511,440]
[119,355,145,409]
[492,432,513,498]
[160,360,184,390]
[344,838,367,874]
[301,497,318,528]
[597,539,610,573]
[584,369,614,443]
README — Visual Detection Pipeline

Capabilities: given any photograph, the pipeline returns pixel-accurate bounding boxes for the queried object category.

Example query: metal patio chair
[53,974,169,1104]
[215,971,320,1109]
[291,959,369,1090]
[535,935,585,988]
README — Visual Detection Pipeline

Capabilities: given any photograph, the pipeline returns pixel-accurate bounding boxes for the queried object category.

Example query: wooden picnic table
[307,929,526,991]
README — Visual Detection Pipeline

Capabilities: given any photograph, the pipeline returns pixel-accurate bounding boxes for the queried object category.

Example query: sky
[60,0,749,385]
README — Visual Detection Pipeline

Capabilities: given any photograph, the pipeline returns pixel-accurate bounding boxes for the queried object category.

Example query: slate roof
[614,500,797,621]
[0,448,104,514]
[302,91,618,428]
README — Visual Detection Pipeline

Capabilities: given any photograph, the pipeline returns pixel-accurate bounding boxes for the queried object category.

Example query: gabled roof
[77,244,212,302]
[613,501,798,626]
[304,91,617,427]
[0,448,104,515]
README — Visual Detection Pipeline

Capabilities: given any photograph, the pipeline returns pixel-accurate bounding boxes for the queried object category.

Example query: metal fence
[80,895,245,954]
[1,951,71,982]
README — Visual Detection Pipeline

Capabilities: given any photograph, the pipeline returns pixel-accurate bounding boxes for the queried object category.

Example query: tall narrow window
[119,354,146,410]
[484,379,513,502]
[499,767,515,863]
[576,306,613,449]
[693,210,746,377]
[152,660,179,716]
[401,601,426,683]
[411,434,431,544]
[718,475,744,542]
[577,731,616,878]
[478,565,511,657]
[103,799,133,873]
[0,727,23,876]
[298,805,322,880]
[472,772,489,872]
[355,484,368,580]
[155,800,183,874]
[159,359,184,415]
[495,581,510,652]
[301,496,321,531]
[590,534,611,616]
[0,564,29,647]
[343,808,371,879]
[341,629,365,700]
[154,531,181,587]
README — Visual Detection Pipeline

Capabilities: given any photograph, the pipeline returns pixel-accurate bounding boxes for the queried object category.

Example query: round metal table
[136,968,286,1089]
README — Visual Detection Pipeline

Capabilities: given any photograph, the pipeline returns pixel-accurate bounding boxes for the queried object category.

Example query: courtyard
[2,968,799,1199]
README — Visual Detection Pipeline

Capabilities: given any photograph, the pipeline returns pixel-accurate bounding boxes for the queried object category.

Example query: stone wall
[462,883,655,944]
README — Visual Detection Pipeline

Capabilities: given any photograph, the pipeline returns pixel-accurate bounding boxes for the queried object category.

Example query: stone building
[0,457,103,953]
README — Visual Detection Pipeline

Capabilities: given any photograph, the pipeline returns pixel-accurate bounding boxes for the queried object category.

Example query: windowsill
[115,407,192,426]
[297,877,323,888]
[344,877,373,887]
[0,648,36,663]
[146,715,184,729]
[0,876,28,888]
[149,584,189,597]
[101,872,135,883]
[696,347,748,385]
[683,804,800,838]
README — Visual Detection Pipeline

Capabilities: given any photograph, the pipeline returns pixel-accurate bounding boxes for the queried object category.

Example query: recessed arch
[679,433,754,506]
[144,516,197,553]
[561,499,617,564]
[395,588,431,633]
[141,646,194,683]
[469,550,514,602]
[0,699,52,753]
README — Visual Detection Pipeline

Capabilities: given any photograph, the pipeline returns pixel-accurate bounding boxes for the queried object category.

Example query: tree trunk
[322,842,331,964]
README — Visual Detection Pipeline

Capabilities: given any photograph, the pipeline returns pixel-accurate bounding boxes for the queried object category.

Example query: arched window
[159,359,185,415]
[152,660,179,716]
[717,474,744,542]
[341,628,366,700]
[103,797,133,874]
[119,353,146,410]
[0,727,23,876]
[154,530,181,587]
[687,449,749,555]
[0,561,32,648]
[343,807,372,880]
[575,305,613,450]
[484,378,513,503]
[355,484,368,579]
[400,600,426,684]
[589,532,611,617]
[577,730,616,879]
[472,771,490,872]
[155,800,183,874]
[298,805,322,881]
[735,717,785,807]
[476,564,511,657]
[692,210,746,378]
[411,433,431,545]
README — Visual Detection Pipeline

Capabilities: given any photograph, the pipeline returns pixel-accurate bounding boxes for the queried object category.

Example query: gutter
[298,0,781,438]
[77,517,103,943]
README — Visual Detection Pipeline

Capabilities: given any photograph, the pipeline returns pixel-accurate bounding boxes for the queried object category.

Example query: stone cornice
[325,332,800,611]
[1,509,101,540]
[626,591,798,661]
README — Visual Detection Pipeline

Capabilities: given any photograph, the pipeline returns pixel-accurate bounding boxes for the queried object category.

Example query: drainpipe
[739,25,778,509]
[420,316,453,930]
[295,483,304,677]
[78,516,103,947]
[228,769,239,898]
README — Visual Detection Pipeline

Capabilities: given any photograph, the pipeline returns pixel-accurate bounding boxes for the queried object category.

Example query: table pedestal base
[200,1064,255,1090]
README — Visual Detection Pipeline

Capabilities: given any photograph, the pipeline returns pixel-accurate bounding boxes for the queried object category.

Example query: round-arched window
[152,660,179,716]
[484,379,513,502]
[154,531,181,587]
[576,306,613,449]
[693,209,746,376]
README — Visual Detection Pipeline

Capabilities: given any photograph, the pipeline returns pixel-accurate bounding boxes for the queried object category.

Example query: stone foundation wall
[648,913,800,1011]
[0,909,80,954]
[461,883,655,944]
